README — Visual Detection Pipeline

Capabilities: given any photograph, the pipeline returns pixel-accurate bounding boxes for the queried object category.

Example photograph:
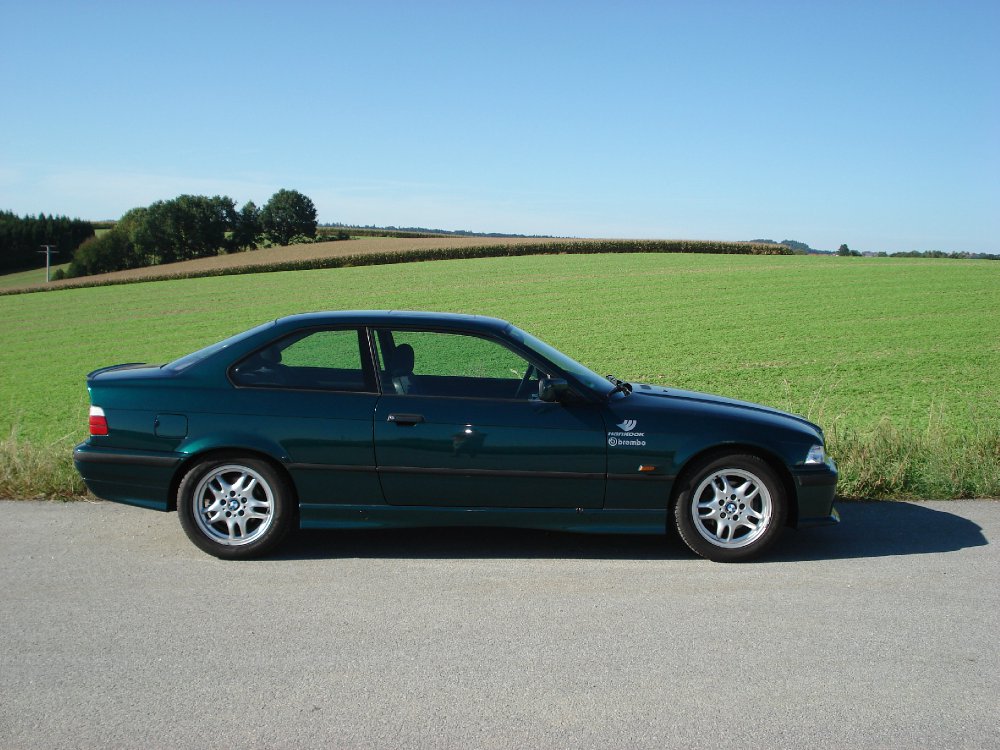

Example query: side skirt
[299,504,668,536]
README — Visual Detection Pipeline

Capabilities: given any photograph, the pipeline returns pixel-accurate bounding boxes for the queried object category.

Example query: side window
[231,328,374,392]
[376,329,542,399]
[281,330,359,369]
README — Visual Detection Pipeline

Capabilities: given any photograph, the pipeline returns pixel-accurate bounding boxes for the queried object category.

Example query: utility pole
[38,244,58,282]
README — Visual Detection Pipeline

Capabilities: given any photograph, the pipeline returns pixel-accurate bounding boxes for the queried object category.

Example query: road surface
[1,499,996,749]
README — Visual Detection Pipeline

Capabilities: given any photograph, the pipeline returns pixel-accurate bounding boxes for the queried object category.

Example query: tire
[177,457,294,559]
[673,454,786,562]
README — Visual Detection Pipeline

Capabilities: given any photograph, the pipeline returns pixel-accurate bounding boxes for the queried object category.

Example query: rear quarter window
[230,328,374,392]
[168,321,276,372]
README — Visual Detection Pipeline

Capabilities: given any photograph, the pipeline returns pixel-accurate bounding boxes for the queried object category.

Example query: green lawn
[1,253,997,498]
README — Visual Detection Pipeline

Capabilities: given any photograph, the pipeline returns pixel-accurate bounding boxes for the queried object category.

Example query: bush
[67,230,138,277]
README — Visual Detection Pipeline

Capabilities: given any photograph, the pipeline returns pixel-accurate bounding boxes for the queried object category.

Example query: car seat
[388,343,415,395]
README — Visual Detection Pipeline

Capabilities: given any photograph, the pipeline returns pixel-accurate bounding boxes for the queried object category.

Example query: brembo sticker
[608,419,646,447]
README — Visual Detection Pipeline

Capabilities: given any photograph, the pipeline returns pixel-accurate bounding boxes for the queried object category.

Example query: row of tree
[64,189,318,278]
[836,244,862,256]
[0,211,95,274]
[885,249,999,260]
[837,244,998,259]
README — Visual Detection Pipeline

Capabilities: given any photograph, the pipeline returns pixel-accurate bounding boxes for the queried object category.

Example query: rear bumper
[73,443,182,511]
[791,459,838,529]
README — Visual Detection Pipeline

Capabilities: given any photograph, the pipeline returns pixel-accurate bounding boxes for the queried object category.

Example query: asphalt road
[1,499,997,749]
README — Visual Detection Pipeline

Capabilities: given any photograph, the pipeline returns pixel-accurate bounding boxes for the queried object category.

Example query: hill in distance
[323,223,556,239]
[750,238,832,255]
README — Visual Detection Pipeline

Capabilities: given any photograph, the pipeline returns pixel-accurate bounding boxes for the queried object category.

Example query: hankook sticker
[608,419,645,447]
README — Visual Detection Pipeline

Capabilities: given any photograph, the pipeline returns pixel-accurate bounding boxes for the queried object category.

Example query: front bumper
[73,443,182,511]
[791,458,838,528]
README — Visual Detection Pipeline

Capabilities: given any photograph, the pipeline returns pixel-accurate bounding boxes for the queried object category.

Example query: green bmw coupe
[74,311,838,562]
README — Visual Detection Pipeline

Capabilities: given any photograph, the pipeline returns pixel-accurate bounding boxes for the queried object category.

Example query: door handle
[387,413,425,426]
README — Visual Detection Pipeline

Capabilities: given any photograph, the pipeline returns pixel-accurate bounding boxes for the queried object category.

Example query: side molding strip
[73,447,180,468]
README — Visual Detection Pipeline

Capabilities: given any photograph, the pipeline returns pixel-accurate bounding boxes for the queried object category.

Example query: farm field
[0,236,602,293]
[1,253,997,499]
[0,263,70,289]
[0,237,784,295]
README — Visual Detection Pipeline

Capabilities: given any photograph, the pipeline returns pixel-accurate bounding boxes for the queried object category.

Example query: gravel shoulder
[1,499,996,749]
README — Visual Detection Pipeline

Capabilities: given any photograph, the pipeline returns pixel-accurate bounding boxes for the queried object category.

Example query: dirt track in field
[8,237,598,293]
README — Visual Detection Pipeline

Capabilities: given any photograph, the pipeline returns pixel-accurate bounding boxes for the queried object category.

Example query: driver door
[371,328,607,508]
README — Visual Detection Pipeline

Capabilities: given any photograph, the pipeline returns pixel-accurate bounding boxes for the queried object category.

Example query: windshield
[506,325,614,395]
[166,321,276,372]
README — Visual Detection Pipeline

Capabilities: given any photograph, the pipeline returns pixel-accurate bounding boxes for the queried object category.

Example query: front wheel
[674,454,786,562]
[177,457,294,559]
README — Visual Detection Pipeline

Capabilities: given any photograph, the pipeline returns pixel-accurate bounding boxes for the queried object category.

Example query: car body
[74,311,838,561]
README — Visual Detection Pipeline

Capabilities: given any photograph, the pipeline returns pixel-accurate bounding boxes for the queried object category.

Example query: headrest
[259,346,282,364]
[389,343,414,376]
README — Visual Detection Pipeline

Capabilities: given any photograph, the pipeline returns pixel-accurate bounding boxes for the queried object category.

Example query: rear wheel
[674,454,786,562]
[177,457,293,559]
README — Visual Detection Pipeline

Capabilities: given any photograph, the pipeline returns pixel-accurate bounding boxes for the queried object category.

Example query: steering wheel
[514,364,537,399]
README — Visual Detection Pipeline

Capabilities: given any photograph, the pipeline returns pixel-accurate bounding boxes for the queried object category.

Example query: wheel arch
[167,447,299,513]
[670,443,798,528]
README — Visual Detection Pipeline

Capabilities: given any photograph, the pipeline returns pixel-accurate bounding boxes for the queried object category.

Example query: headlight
[805,444,827,464]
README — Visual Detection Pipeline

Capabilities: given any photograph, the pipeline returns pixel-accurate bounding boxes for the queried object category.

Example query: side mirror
[538,377,569,403]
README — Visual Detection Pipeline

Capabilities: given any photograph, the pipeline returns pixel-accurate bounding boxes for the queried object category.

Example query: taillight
[89,406,109,436]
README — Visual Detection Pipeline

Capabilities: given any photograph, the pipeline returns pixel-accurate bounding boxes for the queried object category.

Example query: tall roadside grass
[0,428,86,500]
[827,420,1000,499]
[2,423,996,501]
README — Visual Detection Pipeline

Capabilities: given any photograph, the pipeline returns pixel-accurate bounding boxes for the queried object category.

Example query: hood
[629,382,823,435]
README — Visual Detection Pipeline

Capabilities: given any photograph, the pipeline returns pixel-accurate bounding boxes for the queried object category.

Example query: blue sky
[1,1,997,252]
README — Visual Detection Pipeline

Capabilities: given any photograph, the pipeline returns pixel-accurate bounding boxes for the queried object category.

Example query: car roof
[273,310,512,333]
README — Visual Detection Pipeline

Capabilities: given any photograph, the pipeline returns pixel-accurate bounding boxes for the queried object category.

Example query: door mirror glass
[538,377,569,403]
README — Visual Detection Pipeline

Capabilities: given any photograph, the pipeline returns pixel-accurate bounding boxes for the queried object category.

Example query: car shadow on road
[278,525,683,561]
[765,501,988,562]
[272,501,988,562]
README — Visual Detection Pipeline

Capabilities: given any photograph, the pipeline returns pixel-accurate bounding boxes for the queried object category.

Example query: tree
[837,244,851,256]
[124,195,236,263]
[231,201,261,252]
[260,189,317,246]
[779,239,813,254]
[0,210,94,273]
[115,206,158,266]
[156,195,235,262]
[67,230,136,276]
[65,195,240,276]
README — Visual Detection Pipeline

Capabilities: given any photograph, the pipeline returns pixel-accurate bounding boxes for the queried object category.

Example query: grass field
[0,263,70,289]
[1,253,997,499]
